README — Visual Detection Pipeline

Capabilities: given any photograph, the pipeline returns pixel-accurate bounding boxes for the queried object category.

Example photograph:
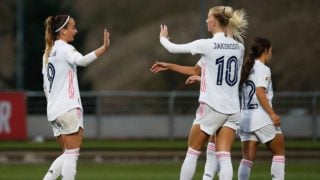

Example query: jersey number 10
[215,56,238,86]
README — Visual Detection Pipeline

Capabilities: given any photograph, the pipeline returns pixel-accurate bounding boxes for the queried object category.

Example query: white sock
[180,147,201,180]
[43,154,65,180]
[271,156,285,180]
[217,151,233,180]
[61,148,80,180]
[238,159,253,180]
[203,142,217,180]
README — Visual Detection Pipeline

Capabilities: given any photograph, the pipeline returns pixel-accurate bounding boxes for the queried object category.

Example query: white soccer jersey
[42,40,97,121]
[161,32,244,114]
[240,60,274,132]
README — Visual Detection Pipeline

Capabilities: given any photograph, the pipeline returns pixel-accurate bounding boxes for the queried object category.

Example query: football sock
[238,159,253,180]
[271,156,285,180]
[180,147,201,180]
[43,154,65,180]
[217,151,233,180]
[203,142,217,180]
[61,148,80,180]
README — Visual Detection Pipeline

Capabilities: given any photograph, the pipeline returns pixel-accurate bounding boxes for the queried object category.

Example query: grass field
[0,139,319,179]
[0,160,319,180]
[1,138,320,150]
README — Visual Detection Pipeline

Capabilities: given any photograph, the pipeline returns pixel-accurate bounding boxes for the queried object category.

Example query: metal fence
[26,91,320,139]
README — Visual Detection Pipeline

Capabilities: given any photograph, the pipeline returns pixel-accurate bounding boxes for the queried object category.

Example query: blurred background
[1,0,320,91]
[0,0,320,179]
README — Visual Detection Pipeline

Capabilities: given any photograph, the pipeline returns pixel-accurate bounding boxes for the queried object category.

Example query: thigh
[215,127,236,152]
[266,133,285,156]
[241,140,259,161]
[61,128,84,149]
[188,124,210,151]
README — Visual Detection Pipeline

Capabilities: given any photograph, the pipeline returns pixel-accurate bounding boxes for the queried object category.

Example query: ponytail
[44,16,54,65]
[228,9,248,43]
[209,6,248,43]
[240,37,272,85]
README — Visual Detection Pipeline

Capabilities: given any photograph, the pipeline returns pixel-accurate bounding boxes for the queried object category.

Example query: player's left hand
[103,28,110,50]
[160,24,169,39]
[270,113,281,127]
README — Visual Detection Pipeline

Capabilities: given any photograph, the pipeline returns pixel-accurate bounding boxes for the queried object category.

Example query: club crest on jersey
[50,50,57,57]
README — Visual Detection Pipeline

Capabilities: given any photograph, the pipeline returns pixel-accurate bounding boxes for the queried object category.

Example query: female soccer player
[238,37,285,180]
[159,6,248,180]
[42,14,110,180]
[150,60,218,179]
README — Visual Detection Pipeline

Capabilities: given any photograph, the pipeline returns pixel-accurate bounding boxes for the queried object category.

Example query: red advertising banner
[0,92,27,140]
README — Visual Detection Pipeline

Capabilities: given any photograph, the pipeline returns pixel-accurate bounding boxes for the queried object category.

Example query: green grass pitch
[0,160,319,180]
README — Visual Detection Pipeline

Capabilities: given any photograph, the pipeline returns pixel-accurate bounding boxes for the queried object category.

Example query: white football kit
[161,33,244,135]
[161,32,244,114]
[42,40,97,122]
[240,60,275,132]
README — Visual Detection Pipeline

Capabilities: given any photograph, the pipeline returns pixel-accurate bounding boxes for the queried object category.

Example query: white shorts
[239,124,282,144]
[193,103,239,135]
[50,108,83,137]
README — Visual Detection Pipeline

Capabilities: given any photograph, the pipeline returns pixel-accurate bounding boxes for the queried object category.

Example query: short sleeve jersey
[188,33,244,114]
[42,40,96,121]
[240,60,274,131]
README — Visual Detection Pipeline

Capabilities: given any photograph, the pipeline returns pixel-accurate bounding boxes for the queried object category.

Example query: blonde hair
[44,16,54,65]
[43,15,70,65]
[209,6,248,43]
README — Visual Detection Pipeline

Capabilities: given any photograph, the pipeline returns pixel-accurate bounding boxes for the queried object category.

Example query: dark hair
[240,37,271,85]
[51,15,70,33]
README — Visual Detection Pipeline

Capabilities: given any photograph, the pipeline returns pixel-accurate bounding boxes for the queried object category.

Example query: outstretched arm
[159,25,194,54]
[67,29,110,66]
[150,61,201,76]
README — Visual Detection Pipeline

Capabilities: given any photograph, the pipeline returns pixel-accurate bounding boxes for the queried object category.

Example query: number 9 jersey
[42,40,97,121]
[240,60,274,132]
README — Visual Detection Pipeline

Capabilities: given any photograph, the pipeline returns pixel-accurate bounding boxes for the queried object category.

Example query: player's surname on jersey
[213,42,240,50]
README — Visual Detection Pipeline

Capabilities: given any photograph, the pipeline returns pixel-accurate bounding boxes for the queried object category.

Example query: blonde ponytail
[228,9,248,43]
[209,6,248,43]
[44,16,54,65]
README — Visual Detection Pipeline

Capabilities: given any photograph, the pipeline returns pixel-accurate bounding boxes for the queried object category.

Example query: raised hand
[103,28,110,50]
[160,24,169,39]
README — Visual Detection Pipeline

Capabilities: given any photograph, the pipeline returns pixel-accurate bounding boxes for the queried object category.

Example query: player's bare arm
[94,28,110,57]
[256,87,281,126]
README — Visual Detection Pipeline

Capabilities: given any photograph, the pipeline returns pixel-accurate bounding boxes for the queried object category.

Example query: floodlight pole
[16,0,24,90]
[199,0,207,38]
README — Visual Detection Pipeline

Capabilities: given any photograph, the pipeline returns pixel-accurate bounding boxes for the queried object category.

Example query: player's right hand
[150,61,169,73]
[185,75,201,85]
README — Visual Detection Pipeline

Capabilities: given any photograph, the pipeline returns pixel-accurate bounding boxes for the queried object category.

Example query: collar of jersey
[54,39,68,46]
[213,32,226,38]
